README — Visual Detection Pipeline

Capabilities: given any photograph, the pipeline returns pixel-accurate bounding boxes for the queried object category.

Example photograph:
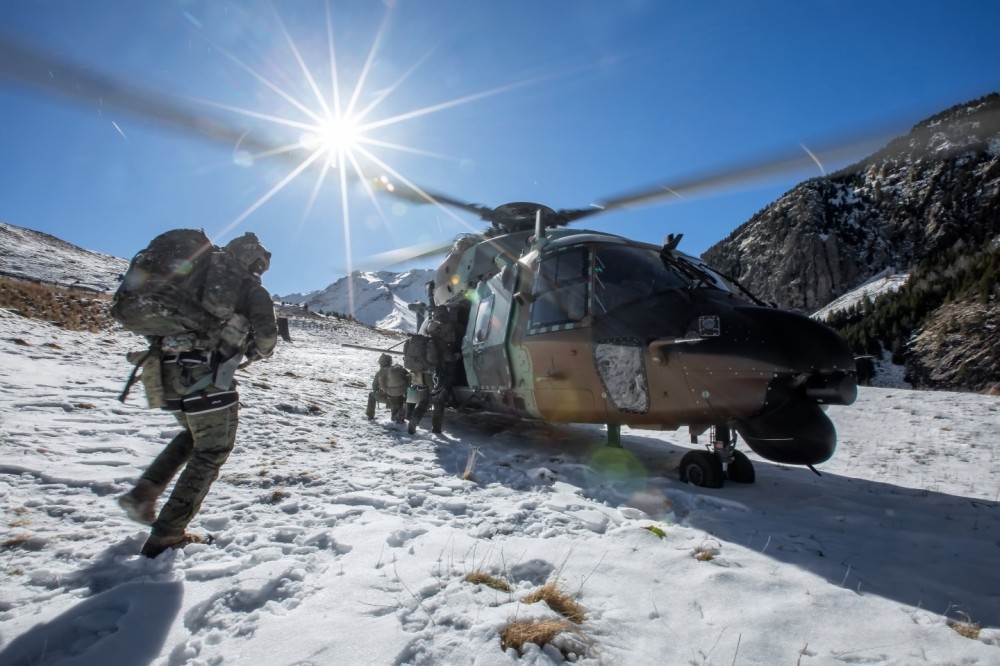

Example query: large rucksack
[403,333,438,372]
[111,229,245,338]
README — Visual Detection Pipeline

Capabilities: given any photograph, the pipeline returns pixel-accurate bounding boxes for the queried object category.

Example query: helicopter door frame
[466,268,516,390]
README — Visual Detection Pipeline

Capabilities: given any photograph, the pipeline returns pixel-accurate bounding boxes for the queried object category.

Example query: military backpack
[402,333,439,372]
[111,229,245,338]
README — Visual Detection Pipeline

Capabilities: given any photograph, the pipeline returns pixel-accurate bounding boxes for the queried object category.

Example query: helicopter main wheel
[678,451,725,488]
[725,450,756,484]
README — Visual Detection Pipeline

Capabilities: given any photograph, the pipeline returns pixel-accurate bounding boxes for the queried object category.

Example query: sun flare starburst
[198,4,544,315]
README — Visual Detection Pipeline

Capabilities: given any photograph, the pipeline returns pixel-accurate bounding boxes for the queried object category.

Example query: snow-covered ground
[1,308,998,665]
[811,270,910,321]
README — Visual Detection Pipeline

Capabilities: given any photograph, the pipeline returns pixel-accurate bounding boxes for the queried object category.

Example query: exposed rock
[704,93,1000,314]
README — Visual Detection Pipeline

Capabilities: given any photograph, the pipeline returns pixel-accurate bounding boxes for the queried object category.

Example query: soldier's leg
[118,424,193,525]
[143,402,238,557]
[430,375,448,434]
[143,427,195,487]
[408,399,429,434]
[431,399,444,434]
[366,392,377,419]
[388,396,405,423]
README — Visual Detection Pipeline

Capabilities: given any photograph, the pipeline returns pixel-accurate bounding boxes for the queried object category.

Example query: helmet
[225,232,271,276]
[378,353,392,367]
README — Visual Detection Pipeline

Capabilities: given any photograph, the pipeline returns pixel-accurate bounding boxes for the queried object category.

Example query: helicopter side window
[593,246,689,314]
[473,293,495,343]
[530,247,589,328]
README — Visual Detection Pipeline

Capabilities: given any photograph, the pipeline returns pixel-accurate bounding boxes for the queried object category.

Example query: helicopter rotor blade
[349,238,458,271]
[552,131,898,224]
[369,176,494,220]
[0,33,294,158]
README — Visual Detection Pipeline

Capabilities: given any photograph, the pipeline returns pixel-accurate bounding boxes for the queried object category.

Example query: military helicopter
[0,32,859,488]
[349,179,858,488]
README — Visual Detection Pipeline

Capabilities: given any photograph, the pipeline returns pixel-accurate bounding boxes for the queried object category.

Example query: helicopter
[347,186,858,488]
[0,32,860,488]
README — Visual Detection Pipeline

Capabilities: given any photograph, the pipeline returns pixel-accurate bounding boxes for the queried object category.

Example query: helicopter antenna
[534,207,545,240]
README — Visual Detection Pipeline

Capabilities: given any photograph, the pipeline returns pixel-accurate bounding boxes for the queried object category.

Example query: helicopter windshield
[529,246,589,328]
[593,245,692,315]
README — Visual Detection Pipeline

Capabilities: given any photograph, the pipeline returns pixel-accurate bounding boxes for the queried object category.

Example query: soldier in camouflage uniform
[407,305,459,435]
[117,232,278,558]
[366,353,410,423]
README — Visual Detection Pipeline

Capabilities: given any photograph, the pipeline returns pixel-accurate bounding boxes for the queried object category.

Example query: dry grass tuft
[461,447,482,481]
[1,534,33,550]
[465,570,513,593]
[948,620,981,639]
[521,582,587,623]
[500,618,574,654]
[693,541,720,561]
[0,277,116,332]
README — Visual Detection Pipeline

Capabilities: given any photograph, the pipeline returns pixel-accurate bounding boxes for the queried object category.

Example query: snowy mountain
[0,221,128,293]
[280,269,436,333]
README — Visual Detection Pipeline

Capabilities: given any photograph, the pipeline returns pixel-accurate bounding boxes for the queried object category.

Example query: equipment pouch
[138,349,167,409]
[219,313,251,353]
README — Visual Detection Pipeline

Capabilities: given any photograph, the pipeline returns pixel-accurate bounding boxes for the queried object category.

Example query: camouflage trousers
[367,391,405,422]
[141,363,239,538]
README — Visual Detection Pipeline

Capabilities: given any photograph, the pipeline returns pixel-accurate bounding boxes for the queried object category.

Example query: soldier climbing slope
[115,231,278,558]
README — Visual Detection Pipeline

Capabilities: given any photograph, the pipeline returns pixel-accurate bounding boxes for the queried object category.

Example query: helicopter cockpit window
[593,246,690,315]
[529,247,589,328]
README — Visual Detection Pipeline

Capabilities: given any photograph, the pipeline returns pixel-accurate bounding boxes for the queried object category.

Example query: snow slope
[1,307,998,666]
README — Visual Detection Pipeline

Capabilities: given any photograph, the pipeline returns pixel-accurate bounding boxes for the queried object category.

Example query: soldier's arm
[245,283,279,358]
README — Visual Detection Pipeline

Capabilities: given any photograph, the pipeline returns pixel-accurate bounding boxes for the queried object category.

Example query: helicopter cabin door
[467,268,515,389]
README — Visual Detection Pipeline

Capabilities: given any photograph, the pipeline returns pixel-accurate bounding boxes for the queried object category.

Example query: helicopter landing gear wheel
[725,450,756,484]
[679,451,724,488]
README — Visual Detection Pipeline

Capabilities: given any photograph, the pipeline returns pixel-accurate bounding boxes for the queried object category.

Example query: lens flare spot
[588,447,647,490]
[233,150,254,168]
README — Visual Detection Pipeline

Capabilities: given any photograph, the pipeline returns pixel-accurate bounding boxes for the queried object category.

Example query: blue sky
[1,0,998,296]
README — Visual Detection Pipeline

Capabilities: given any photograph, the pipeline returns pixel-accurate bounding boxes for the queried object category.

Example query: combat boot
[140,532,214,559]
[117,478,163,525]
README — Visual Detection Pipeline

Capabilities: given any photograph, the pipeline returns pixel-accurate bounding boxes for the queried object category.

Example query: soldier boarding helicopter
[0,33,859,488]
[348,185,858,488]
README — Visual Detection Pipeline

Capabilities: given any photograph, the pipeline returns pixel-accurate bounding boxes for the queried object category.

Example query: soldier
[407,305,459,435]
[366,353,410,424]
[117,232,278,558]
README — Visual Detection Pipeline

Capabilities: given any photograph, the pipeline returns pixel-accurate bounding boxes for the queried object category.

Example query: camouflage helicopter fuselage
[430,228,857,467]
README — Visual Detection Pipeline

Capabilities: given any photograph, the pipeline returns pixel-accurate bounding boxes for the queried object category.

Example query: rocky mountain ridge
[703,93,1000,312]
[704,93,1000,393]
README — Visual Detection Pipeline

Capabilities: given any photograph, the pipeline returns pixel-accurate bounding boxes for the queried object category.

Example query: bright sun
[301,114,363,164]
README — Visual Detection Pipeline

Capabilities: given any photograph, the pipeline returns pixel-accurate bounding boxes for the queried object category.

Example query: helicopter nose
[725,306,857,465]
[733,305,858,405]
